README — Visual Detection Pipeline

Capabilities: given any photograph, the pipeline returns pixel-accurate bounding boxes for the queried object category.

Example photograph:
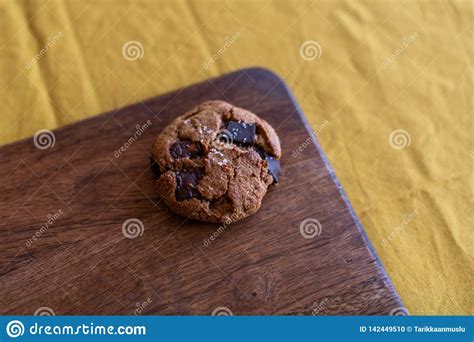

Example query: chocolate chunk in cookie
[170,141,203,159]
[266,157,281,183]
[224,121,256,146]
[256,148,281,183]
[175,167,205,201]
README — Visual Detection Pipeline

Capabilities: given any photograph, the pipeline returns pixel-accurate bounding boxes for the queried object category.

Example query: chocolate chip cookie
[150,100,281,224]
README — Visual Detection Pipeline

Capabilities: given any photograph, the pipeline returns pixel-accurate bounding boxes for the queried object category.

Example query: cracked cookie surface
[151,100,281,224]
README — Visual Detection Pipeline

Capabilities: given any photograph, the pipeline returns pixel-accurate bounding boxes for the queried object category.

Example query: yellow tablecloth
[0,0,472,314]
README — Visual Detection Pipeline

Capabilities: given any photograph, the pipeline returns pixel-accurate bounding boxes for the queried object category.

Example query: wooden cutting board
[0,67,404,315]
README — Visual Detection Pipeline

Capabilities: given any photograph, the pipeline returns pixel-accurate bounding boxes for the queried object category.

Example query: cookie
[150,100,281,224]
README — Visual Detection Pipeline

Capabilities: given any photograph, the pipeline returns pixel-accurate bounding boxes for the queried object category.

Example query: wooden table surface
[0,68,404,315]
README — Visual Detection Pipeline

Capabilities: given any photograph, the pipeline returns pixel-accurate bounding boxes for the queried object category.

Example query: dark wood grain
[0,67,403,315]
